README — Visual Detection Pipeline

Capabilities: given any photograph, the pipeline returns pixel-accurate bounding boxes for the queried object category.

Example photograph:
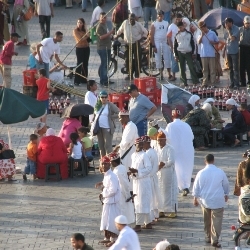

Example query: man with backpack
[192,154,229,248]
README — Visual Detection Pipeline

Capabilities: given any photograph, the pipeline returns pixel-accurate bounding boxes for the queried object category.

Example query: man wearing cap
[156,131,178,218]
[222,98,246,146]
[129,137,153,232]
[239,16,250,87]
[127,84,157,136]
[109,215,141,250]
[142,135,162,221]
[150,10,171,81]
[114,109,138,172]
[95,156,121,247]
[36,31,67,78]
[203,98,224,129]
[115,13,148,80]
[147,127,159,150]
[174,21,200,86]
[0,33,19,88]
[198,21,219,87]
[165,109,194,196]
[108,152,135,224]
[223,18,240,89]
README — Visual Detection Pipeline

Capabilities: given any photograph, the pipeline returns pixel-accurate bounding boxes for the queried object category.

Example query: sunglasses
[100,96,108,99]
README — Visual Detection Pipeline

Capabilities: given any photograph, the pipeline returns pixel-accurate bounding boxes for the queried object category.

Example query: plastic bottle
[218,98,222,110]
[215,89,219,100]
[222,99,226,111]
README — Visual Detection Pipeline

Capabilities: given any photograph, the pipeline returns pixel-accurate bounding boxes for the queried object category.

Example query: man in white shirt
[90,0,105,27]
[165,109,194,196]
[114,109,138,172]
[36,31,67,78]
[95,156,121,247]
[115,13,148,80]
[150,10,171,81]
[192,154,229,248]
[129,137,152,232]
[109,215,141,250]
[34,0,54,40]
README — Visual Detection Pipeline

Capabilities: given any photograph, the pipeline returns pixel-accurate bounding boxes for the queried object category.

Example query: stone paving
[0,1,249,249]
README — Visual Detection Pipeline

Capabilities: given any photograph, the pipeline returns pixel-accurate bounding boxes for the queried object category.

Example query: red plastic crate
[109,93,130,110]
[144,92,156,104]
[134,77,156,93]
[23,69,37,86]
[155,88,161,106]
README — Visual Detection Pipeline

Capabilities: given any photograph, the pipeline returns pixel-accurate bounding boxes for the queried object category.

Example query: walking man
[223,18,240,89]
[95,156,121,247]
[34,0,54,39]
[193,154,229,248]
[156,131,178,218]
[174,21,200,86]
[239,16,250,87]
[150,10,171,80]
[114,109,138,172]
[112,0,128,31]
[115,13,148,80]
[0,32,19,88]
[127,84,157,136]
[96,12,115,86]
[129,137,152,232]
[109,215,141,250]
[36,31,67,78]
[142,0,156,29]
[165,109,194,196]
[198,21,219,87]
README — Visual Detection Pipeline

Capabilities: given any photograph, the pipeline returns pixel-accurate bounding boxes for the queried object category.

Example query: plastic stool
[45,163,61,182]
[70,158,86,178]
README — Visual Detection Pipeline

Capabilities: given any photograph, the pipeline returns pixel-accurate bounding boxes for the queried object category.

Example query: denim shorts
[42,99,49,114]
[24,158,36,175]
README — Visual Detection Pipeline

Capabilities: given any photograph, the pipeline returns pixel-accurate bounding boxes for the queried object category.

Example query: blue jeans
[36,59,50,78]
[163,11,171,23]
[171,51,179,73]
[97,49,111,84]
[24,159,36,175]
[143,7,156,29]
[136,119,147,137]
[227,53,239,86]
[82,0,97,10]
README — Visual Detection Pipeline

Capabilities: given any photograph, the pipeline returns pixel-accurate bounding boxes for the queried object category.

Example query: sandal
[105,242,115,247]
[211,242,221,248]
[98,239,111,244]
[142,224,152,229]
[168,75,177,81]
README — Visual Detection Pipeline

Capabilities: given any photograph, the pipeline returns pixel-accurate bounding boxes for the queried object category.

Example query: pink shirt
[14,0,24,5]
[0,41,15,65]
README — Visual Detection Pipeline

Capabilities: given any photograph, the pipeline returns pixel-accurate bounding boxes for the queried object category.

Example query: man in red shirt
[0,32,19,88]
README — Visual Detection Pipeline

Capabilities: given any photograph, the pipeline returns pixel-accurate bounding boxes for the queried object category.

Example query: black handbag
[91,108,104,136]
[1,149,15,159]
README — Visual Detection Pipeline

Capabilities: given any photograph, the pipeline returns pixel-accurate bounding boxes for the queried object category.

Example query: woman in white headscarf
[182,17,190,31]
[37,128,68,179]
[186,94,200,113]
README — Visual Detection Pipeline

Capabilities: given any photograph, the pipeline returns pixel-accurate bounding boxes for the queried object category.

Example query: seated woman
[0,139,16,181]
[28,43,37,69]
[182,106,211,151]
[234,150,250,224]
[222,98,247,147]
[186,94,200,114]
[34,122,47,144]
[78,127,93,162]
[203,98,224,129]
[37,128,68,179]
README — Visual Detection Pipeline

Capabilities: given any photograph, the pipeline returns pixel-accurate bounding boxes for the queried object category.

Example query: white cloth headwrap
[202,103,212,112]
[226,98,237,105]
[188,95,200,108]
[203,98,215,104]
[46,128,56,136]
[155,240,171,250]
[182,17,191,31]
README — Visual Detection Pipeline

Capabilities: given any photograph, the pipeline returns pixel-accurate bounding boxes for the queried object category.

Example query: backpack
[240,189,250,216]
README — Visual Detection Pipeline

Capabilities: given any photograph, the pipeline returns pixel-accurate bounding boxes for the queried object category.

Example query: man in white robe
[108,151,135,225]
[147,127,159,150]
[157,131,178,218]
[142,135,162,221]
[95,156,121,247]
[165,108,194,196]
[114,110,138,173]
[109,215,141,250]
[129,137,152,232]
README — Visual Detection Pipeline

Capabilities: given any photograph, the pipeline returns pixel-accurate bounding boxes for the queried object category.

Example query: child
[23,134,38,180]
[36,68,54,123]
[68,132,82,169]
[28,43,37,69]
[78,127,93,162]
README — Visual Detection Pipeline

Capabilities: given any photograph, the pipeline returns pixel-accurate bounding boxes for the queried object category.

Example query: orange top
[36,77,49,101]
[73,28,89,48]
[27,141,37,162]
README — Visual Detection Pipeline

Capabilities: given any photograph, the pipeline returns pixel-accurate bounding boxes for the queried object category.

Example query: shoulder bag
[91,107,104,136]
[23,2,34,21]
